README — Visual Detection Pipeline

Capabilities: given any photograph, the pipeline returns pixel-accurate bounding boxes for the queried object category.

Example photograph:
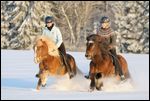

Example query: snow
[1,50,149,100]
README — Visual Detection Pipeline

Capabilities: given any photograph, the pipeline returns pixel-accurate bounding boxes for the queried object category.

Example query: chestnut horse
[85,34,130,91]
[33,36,77,90]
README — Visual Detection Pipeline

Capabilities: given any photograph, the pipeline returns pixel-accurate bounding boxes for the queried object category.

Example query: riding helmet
[100,16,110,23]
[45,16,53,23]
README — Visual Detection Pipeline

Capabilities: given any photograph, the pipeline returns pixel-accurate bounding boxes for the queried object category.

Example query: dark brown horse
[33,36,77,90]
[85,34,130,91]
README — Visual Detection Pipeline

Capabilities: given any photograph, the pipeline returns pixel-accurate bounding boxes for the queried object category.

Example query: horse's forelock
[87,34,100,42]
[87,34,109,54]
[35,36,60,57]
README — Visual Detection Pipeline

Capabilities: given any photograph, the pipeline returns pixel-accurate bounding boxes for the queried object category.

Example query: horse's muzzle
[85,54,88,57]
[85,54,91,60]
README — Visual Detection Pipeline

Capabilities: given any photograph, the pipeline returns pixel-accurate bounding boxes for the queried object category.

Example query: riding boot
[58,43,75,79]
[110,48,125,80]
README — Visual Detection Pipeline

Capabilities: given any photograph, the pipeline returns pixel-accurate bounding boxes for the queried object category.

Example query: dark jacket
[97,27,117,49]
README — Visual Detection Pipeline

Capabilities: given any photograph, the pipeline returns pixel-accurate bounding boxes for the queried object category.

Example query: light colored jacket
[42,25,63,48]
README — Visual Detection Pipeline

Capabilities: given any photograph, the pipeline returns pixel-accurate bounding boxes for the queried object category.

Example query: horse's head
[34,38,49,63]
[33,36,60,63]
[85,34,109,59]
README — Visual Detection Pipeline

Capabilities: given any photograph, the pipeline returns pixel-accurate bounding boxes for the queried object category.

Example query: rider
[97,16,125,80]
[85,16,125,80]
[41,16,74,79]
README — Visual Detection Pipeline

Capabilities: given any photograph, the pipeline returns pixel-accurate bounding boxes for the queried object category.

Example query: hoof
[42,84,47,87]
[120,75,126,81]
[36,86,40,90]
[35,74,39,78]
[84,75,90,79]
[96,87,102,91]
[69,73,75,79]
[89,87,95,92]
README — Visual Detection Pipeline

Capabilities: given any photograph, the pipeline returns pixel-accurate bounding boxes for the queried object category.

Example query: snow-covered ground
[1,50,149,100]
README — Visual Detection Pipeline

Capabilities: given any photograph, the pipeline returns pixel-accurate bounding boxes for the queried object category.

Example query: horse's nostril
[42,84,46,87]
[85,54,88,57]
[35,74,40,78]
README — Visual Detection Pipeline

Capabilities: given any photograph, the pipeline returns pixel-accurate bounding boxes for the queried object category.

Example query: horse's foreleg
[36,78,41,90]
[89,73,96,92]
[36,62,45,78]
[89,62,96,92]
[95,73,103,91]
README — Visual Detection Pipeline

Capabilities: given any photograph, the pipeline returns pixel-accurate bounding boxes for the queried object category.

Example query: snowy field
[1,50,149,100]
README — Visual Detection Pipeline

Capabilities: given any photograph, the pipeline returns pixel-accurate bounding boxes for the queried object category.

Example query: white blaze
[88,40,94,44]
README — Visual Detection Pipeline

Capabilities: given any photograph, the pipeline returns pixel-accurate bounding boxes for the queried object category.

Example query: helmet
[100,16,110,23]
[45,16,53,23]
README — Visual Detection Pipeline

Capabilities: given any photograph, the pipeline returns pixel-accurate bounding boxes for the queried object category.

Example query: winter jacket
[42,25,63,48]
[97,27,117,48]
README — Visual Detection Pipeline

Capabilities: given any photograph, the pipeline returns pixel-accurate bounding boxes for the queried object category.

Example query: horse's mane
[34,35,60,57]
[87,34,110,55]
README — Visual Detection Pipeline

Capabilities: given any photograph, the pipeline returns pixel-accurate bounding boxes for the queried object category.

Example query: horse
[85,34,130,91]
[33,36,77,90]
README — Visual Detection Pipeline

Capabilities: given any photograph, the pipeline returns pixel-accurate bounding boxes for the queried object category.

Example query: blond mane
[34,35,60,57]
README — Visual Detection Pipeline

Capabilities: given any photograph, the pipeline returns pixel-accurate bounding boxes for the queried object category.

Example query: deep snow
[1,50,149,100]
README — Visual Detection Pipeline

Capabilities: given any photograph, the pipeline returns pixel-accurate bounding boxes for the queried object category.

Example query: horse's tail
[117,54,130,79]
[66,53,83,76]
